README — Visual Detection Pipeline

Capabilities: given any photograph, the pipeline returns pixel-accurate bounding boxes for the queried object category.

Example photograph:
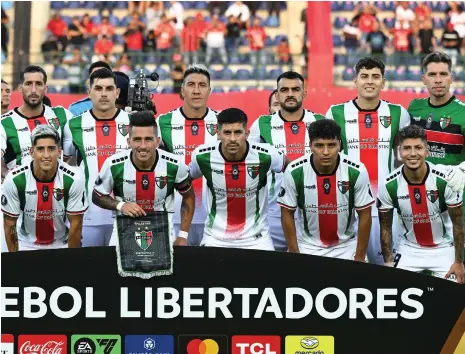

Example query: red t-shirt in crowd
[393,28,411,51]
[415,6,431,22]
[247,26,266,50]
[155,23,175,49]
[358,14,376,33]
[182,26,200,52]
[95,39,114,54]
[47,18,67,37]
[126,30,143,50]
[95,23,115,37]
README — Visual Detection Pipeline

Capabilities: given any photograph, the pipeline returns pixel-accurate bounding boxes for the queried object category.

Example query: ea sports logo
[187,339,219,354]
[300,337,319,349]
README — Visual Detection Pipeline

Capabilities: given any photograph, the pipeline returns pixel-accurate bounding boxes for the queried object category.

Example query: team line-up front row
[1,53,465,284]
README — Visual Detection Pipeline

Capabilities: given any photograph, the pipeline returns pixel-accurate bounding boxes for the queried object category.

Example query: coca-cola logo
[18,336,67,354]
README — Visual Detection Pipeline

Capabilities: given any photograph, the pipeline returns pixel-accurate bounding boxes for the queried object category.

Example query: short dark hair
[129,110,157,136]
[355,57,385,76]
[268,89,278,110]
[20,65,48,84]
[42,95,52,106]
[398,125,427,146]
[421,52,452,73]
[183,64,211,86]
[308,119,341,142]
[89,68,117,87]
[217,108,248,128]
[276,71,304,87]
[1,79,8,85]
[88,61,111,75]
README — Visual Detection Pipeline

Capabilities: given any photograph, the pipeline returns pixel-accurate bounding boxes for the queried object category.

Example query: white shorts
[174,223,205,246]
[82,224,113,247]
[268,214,287,252]
[200,234,275,251]
[366,214,400,265]
[299,238,357,260]
[396,242,456,280]
[18,238,68,251]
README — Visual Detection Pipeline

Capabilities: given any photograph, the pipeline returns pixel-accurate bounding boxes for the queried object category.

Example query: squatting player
[378,125,465,283]
[278,119,374,260]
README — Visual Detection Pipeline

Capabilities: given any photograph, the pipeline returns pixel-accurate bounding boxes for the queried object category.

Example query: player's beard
[281,99,303,113]
[24,94,43,109]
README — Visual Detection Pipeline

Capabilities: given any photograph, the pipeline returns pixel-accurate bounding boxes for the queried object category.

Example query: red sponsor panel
[18,335,67,354]
[232,336,281,354]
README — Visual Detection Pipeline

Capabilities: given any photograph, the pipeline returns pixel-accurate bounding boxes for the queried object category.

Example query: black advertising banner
[2,247,465,354]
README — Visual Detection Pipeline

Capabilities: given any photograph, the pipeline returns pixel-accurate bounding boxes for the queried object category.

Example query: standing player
[189,108,288,250]
[1,65,74,172]
[278,119,374,260]
[156,65,218,246]
[92,111,195,246]
[326,57,411,264]
[378,125,464,283]
[2,125,87,251]
[1,79,11,114]
[63,68,131,247]
[68,61,112,116]
[268,89,279,114]
[249,71,325,251]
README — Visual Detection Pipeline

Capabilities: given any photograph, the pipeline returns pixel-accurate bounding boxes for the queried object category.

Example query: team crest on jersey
[191,122,199,136]
[232,164,240,180]
[53,188,65,201]
[247,165,259,179]
[337,181,350,194]
[206,123,218,136]
[427,190,439,203]
[413,188,422,204]
[156,175,168,189]
[135,230,153,250]
[323,178,331,194]
[364,114,373,128]
[34,119,41,127]
[102,123,111,136]
[118,123,129,136]
[290,123,300,134]
[426,114,433,129]
[48,118,60,130]
[379,116,391,128]
[141,174,150,190]
[42,186,50,202]
[1,195,7,206]
[439,116,451,129]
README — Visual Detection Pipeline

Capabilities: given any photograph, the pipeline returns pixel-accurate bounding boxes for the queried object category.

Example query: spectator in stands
[395,1,415,29]
[342,18,360,65]
[415,2,432,25]
[67,16,87,50]
[80,14,95,44]
[154,13,176,65]
[41,34,59,63]
[391,19,413,67]
[442,22,461,68]
[168,1,184,37]
[115,53,132,74]
[68,61,111,116]
[276,38,291,64]
[193,12,208,56]
[47,12,68,51]
[205,14,228,65]
[63,47,88,94]
[94,16,115,39]
[1,79,11,115]
[145,29,157,53]
[225,1,250,29]
[448,2,465,40]
[417,19,436,64]
[1,7,8,60]
[93,35,116,64]
[247,17,267,68]
[207,1,227,16]
[225,15,241,64]
[364,21,389,61]
[128,1,148,15]
[181,17,200,65]
[124,14,145,67]
[171,53,186,94]
[358,5,377,41]
[146,1,164,31]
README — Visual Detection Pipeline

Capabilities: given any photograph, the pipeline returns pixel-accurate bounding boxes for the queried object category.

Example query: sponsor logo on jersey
[285,336,334,354]
[141,175,150,190]
[427,190,439,203]
[19,335,67,354]
[156,176,168,189]
[379,115,391,128]
[232,335,280,354]
[34,119,42,127]
[212,169,224,175]
[232,164,240,180]
[135,230,153,250]
[191,122,199,136]
[346,119,357,124]
[304,185,316,190]
[124,179,136,184]
[439,116,451,129]
[206,123,218,136]
[364,114,372,128]
[83,127,95,132]
[337,181,350,194]
[426,114,433,129]
[1,195,7,206]
[53,188,65,201]
[125,335,174,354]
[323,178,331,194]
[26,190,37,195]
[17,126,29,132]
[118,123,129,136]
[278,187,285,197]
[102,124,111,136]
[72,335,121,354]
[271,125,284,130]
[48,118,60,130]
[1,334,14,354]
[172,125,184,130]
[178,335,228,354]
[42,186,50,202]
[398,195,410,200]
[290,123,300,134]
[247,165,259,179]
[414,188,422,204]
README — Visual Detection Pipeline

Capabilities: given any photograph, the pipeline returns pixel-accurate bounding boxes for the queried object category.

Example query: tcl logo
[232,336,280,354]
[18,335,67,354]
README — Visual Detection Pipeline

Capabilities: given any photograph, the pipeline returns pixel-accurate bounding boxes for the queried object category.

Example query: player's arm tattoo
[4,214,18,252]
[379,209,394,263]
[179,187,195,233]
[92,190,119,211]
[448,205,465,263]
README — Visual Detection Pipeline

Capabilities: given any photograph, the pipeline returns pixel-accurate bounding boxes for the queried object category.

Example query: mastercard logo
[186,338,220,354]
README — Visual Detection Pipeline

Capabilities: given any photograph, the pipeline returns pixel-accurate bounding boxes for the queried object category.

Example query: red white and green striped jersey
[189,141,285,242]
[377,162,462,248]
[94,150,190,219]
[0,106,73,168]
[63,109,131,225]
[156,107,218,224]
[408,96,465,166]
[1,161,88,246]
[249,110,325,216]
[326,99,410,215]
[278,153,375,248]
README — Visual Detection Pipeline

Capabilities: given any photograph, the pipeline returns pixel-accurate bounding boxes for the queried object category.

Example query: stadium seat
[68,1,82,9]
[229,56,240,65]
[254,67,268,80]
[383,17,395,29]
[453,88,464,96]
[204,16,211,23]
[265,16,280,28]
[407,69,422,81]
[239,36,248,46]
[342,1,355,11]
[334,17,348,29]
[145,54,157,64]
[108,15,119,27]
[212,87,225,93]
[433,1,449,12]
[334,54,346,65]
[236,69,251,80]
[454,70,465,82]
[194,2,207,9]
[265,36,273,47]
[119,16,130,27]
[274,35,288,46]
[50,1,66,10]
[228,86,242,92]
[157,68,169,80]
[384,70,394,81]
[392,68,407,81]
[182,1,194,9]
[47,86,59,93]
[83,1,96,9]
[384,2,396,11]
[240,54,251,65]
[332,34,343,47]
[113,34,125,45]
[62,16,73,25]
[161,87,174,94]
[331,2,341,11]
[268,68,282,80]
[91,15,102,25]
[219,15,227,23]
[342,67,354,81]
[219,68,234,80]
[60,86,71,94]
[52,66,68,80]
[407,1,418,9]
[115,1,128,9]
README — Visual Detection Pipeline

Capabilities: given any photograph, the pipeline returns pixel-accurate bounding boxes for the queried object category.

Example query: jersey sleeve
[1,173,21,218]
[277,168,298,210]
[377,178,393,212]
[248,119,261,143]
[155,116,162,139]
[269,145,285,173]
[62,121,76,158]
[174,161,192,194]
[399,106,411,129]
[93,157,114,196]
[354,164,376,210]
[0,124,6,153]
[66,170,89,215]
[188,147,203,180]
[445,183,463,208]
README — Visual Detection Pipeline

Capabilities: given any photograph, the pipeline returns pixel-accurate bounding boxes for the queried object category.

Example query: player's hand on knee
[120,202,147,218]
[445,261,465,284]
